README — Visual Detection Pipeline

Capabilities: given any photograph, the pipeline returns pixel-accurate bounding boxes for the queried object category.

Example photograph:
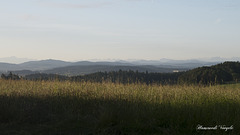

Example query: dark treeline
[1,61,240,85]
[71,70,182,85]
[1,72,21,80]
[25,73,69,81]
[24,70,182,85]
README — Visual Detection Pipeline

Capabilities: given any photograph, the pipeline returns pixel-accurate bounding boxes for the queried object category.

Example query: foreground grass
[0,80,240,135]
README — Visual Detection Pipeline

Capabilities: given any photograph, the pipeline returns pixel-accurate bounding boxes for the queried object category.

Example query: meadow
[0,79,240,135]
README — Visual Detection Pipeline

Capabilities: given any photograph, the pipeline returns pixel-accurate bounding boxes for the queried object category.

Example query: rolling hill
[178,61,240,84]
[18,59,72,71]
[43,65,183,76]
[0,63,20,71]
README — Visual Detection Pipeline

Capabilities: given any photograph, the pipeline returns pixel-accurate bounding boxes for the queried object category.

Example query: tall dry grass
[0,79,239,134]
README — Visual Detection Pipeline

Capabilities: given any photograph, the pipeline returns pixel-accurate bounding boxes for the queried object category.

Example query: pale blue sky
[0,0,240,61]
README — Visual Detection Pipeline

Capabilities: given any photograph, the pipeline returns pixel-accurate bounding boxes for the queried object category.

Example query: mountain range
[0,57,239,76]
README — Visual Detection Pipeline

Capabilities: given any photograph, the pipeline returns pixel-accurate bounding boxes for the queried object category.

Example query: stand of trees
[1,72,21,80]
[25,73,68,81]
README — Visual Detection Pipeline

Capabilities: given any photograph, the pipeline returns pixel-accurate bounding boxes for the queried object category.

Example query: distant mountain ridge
[43,65,184,76]
[0,58,238,76]
[0,59,72,71]
[19,59,72,70]
[0,63,20,71]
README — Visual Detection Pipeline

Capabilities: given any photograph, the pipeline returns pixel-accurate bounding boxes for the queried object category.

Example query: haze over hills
[19,59,72,71]
[0,57,239,76]
[0,59,72,72]
[0,56,239,64]
[0,56,36,64]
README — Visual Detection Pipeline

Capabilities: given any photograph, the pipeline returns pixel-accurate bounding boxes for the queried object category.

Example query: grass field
[0,79,240,135]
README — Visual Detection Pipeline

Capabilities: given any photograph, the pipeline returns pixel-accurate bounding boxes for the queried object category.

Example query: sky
[0,0,240,61]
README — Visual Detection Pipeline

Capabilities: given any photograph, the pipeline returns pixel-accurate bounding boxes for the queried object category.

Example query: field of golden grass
[0,79,239,134]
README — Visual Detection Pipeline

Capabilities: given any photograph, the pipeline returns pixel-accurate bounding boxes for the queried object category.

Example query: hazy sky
[1,0,240,61]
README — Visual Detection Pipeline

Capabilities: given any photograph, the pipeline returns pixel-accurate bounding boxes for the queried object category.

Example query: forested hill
[178,61,240,85]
